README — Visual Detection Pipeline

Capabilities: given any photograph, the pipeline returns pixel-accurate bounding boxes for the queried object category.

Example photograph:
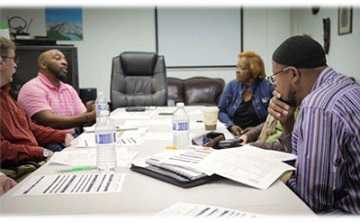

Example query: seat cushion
[167,77,184,103]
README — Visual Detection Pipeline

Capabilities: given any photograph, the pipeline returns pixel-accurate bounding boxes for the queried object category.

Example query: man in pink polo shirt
[17,49,96,132]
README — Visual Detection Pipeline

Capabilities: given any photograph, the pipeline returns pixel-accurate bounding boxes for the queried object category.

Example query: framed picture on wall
[338,7,353,35]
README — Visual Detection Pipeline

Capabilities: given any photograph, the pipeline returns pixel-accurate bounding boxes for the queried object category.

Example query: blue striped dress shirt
[287,67,360,214]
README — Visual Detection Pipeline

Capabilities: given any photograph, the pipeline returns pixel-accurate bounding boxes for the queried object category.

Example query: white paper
[155,106,176,114]
[49,148,138,167]
[198,146,295,190]
[14,173,126,196]
[122,119,172,128]
[143,132,172,141]
[226,145,297,162]
[157,202,260,218]
[110,108,156,120]
[72,128,147,147]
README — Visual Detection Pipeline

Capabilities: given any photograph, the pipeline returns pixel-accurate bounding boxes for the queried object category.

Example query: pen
[59,166,97,173]
[158,112,174,115]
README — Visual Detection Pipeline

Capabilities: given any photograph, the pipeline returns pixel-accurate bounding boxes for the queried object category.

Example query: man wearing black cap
[269,35,360,214]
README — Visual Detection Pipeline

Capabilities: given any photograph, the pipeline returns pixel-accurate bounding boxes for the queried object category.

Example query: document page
[237,144,297,161]
[14,172,126,196]
[110,108,157,120]
[157,202,260,218]
[49,148,138,167]
[72,127,147,147]
[198,146,295,190]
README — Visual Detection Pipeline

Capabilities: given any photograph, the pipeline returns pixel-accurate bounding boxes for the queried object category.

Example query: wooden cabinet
[11,45,79,99]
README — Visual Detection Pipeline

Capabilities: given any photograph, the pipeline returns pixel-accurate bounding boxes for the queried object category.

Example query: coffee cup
[203,107,219,131]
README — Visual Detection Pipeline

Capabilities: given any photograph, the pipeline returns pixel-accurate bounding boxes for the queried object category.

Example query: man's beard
[47,63,67,82]
[281,89,298,107]
[55,71,68,82]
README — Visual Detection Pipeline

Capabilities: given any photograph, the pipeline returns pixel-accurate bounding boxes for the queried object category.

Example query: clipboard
[130,164,222,188]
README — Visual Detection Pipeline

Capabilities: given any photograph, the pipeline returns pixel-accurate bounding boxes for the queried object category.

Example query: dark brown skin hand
[230,125,242,136]
[0,175,17,195]
[85,101,96,112]
[268,91,296,134]
[204,135,226,148]
[237,127,253,145]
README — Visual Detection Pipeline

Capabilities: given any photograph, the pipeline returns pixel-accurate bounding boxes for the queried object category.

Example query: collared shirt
[218,79,273,128]
[0,85,66,167]
[287,67,360,214]
[17,73,86,130]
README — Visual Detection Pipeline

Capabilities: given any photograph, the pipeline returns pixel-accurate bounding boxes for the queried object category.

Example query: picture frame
[338,7,353,35]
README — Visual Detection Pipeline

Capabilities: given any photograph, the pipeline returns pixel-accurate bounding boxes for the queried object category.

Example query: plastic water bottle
[172,102,190,150]
[95,91,108,120]
[95,95,117,171]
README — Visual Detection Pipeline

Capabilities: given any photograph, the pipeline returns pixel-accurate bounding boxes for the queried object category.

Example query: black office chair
[110,52,167,108]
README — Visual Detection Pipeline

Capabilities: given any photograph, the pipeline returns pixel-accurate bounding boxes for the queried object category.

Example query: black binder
[130,164,222,188]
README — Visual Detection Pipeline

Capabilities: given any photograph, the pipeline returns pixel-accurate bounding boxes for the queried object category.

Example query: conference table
[0,106,314,216]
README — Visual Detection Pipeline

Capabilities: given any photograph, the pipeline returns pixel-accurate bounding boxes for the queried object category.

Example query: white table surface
[0,106,314,216]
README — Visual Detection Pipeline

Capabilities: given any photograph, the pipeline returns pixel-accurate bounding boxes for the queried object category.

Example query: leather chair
[167,76,225,106]
[110,52,167,108]
[167,77,185,105]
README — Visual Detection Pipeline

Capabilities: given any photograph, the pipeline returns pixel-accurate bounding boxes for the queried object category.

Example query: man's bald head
[38,49,68,81]
[38,49,62,69]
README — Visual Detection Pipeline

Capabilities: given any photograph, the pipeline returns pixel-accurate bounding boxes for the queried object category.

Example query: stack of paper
[145,147,213,180]
[133,145,296,190]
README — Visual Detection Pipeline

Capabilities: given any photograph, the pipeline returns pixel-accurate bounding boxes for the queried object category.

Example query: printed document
[139,145,296,189]
[110,108,157,120]
[14,172,126,196]
[72,127,147,147]
[49,148,138,167]
[198,145,296,189]
[157,202,260,217]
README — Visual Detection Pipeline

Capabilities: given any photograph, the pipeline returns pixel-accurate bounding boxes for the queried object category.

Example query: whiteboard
[156,8,242,67]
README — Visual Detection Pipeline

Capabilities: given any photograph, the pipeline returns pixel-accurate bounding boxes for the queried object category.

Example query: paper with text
[14,173,126,196]
[110,108,157,120]
[145,148,213,180]
[49,148,138,167]
[198,146,295,190]
[72,127,147,147]
[157,202,260,217]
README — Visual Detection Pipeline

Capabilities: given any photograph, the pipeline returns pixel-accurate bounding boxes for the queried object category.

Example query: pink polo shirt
[17,73,86,124]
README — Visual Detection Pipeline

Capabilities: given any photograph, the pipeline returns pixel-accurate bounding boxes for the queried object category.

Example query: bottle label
[173,121,189,131]
[95,133,116,144]
[96,103,108,113]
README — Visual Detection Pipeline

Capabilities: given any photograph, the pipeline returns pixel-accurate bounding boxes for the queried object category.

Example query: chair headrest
[120,52,157,76]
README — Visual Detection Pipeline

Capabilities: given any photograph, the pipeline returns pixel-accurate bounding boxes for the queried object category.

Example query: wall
[243,7,291,74]
[1,7,291,100]
[1,7,156,100]
[291,7,360,80]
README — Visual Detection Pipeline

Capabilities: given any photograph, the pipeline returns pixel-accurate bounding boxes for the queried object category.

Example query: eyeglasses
[1,56,18,64]
[267,67,290,84]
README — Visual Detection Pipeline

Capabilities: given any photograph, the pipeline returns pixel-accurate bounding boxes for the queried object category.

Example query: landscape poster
[45,8,83,41]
